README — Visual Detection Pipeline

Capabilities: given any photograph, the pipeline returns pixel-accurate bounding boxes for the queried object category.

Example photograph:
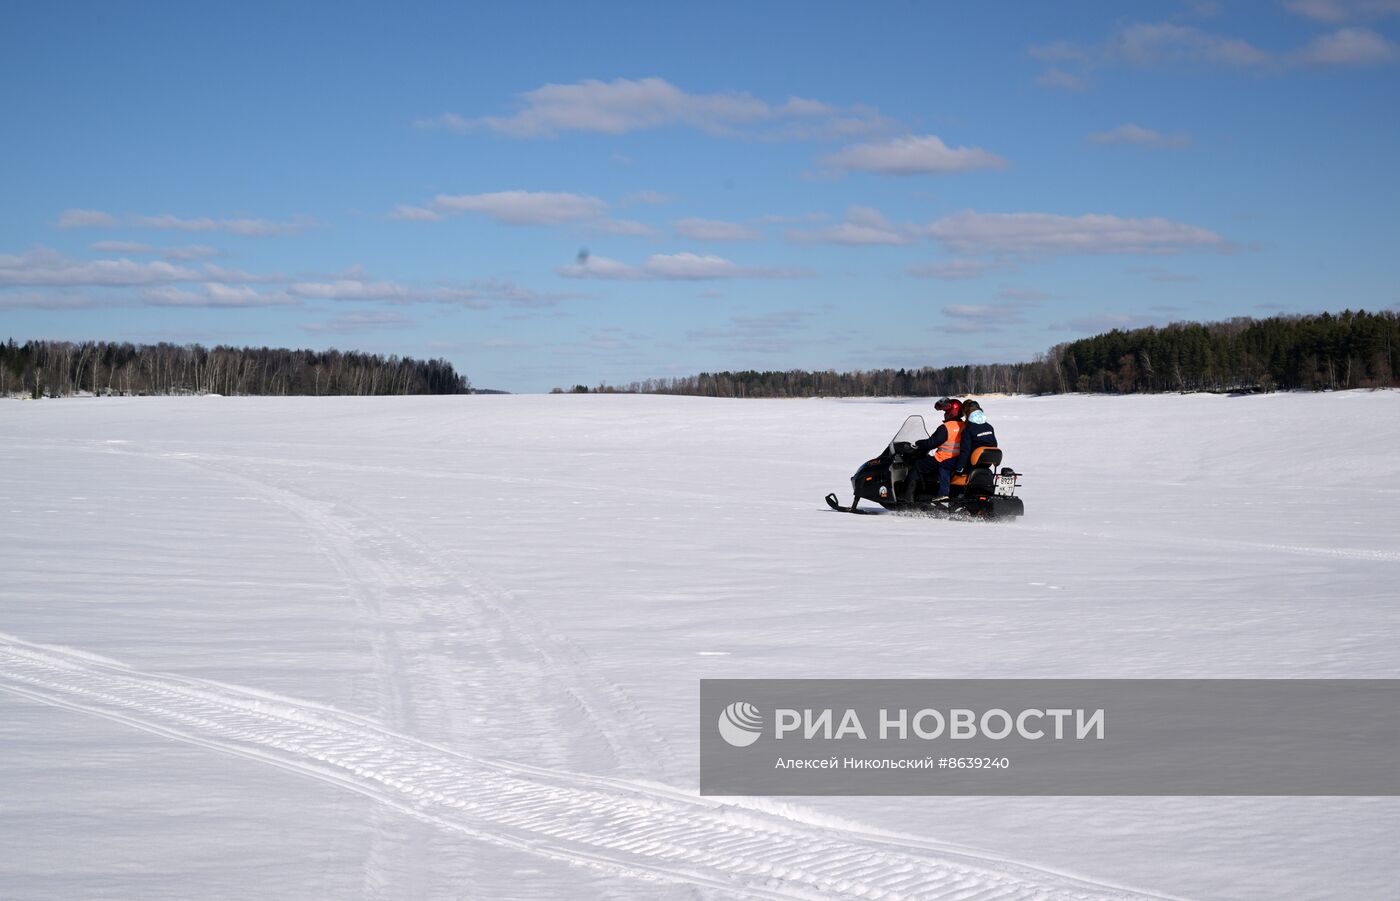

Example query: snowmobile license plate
[995,474,1016,495]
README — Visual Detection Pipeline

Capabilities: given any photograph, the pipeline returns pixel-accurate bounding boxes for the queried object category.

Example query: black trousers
[911,456,957,496]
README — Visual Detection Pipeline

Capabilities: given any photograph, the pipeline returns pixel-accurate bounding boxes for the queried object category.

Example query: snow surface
[1,392,1397,900]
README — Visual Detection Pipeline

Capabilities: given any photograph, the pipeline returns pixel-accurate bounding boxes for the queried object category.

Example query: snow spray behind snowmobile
[825,415,1025,518]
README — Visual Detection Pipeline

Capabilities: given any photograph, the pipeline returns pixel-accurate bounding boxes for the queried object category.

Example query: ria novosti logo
[717,701,763,747]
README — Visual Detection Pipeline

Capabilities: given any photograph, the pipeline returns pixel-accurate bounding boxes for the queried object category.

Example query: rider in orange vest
[908,398,964,499]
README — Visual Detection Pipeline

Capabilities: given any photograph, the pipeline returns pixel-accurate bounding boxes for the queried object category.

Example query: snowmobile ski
[825,492,878,514]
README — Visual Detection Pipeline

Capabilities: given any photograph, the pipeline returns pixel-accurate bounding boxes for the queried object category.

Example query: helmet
[942,399,962,420]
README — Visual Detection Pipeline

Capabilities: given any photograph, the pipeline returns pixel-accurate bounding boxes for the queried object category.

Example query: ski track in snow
[154,448,683,779]
[0,634,1162,901]
[149,447,692,895]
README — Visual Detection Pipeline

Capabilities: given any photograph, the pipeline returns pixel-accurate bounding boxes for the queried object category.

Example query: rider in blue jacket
[956,400,997,473]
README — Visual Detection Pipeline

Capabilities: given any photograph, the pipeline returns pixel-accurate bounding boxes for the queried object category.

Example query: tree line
[1056,310,1397,393]
[556,310,1400,397]
[1,340,470,398]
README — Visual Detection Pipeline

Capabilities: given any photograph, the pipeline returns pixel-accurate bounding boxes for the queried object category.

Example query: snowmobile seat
[950,447,1002,488]
[967,446,1002,468]
[952,467,997,494]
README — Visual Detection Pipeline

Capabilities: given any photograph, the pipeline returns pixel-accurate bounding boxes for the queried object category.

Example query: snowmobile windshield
[889,415,929,450]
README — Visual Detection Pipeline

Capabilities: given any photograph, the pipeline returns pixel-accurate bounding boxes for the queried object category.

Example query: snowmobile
[825,414,1025,519]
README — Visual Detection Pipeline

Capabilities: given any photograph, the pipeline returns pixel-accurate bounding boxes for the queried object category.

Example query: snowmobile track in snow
[127,446,682,781]
[0,634,1161,901]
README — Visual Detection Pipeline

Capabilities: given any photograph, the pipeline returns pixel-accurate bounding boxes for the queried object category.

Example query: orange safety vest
[933,420,963,462]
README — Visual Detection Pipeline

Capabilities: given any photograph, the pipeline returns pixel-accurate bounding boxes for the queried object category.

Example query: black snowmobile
[825,414,1025,519]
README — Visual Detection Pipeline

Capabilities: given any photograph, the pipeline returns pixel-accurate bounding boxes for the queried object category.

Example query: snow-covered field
[2,392,1397,900]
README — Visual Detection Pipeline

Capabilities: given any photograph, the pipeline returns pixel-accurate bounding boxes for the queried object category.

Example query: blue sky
[2,1,1397,391]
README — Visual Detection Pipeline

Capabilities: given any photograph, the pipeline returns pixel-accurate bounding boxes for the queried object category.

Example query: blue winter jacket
[956,420,997,471]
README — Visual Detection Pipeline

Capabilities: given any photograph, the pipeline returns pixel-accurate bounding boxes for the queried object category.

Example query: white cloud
[593,218,659,237]
[945,294,1039,329]
[580,327,637,351]
[0,249,198,286]
[90,240,158,254]
[557,251,808,281]
[301,311,414,334]
[90,241,219,260]
[1297,27,1397,64]
[132,214,311,236]
[556,253,640,280]
[921,211,1230,256]
[474,77,770,137]
[57,209,117,228]
[0,251,555,313]
[765,103,901,142]
[58,209,312,235]
[1036,68,1089,90]
[1288,0,1352,19]
[1132,265,1198,283]
[413,112,469,132]
[421,191,607,225]
[286,278,490,307]
[755,212,830,224]
[0,290,104,310]
[674,218,761,241]
[643,253,750,280]
[1029,40,1091,62]
[436,76,893,140]
[906,259,1009,280]
[199,264,285,284]
[787,206,912,245]
[142,284,297,308]
[1088,123,1192,148]
[204,284,271,305]
[943,304,1007,320]
[777,97,834,116]
[822,134,1006,175]
[1285,0,1400,22]
[1033,17,1397,83]
[389,204,444,222]
[621,190,673,205]
[470,278,584,308]
[1110,22,1271,66]
[685,310,810,352]
[688,309,812,338]
[939,301,1038,334]
[998,288,1054,302]
[0,249,303,306]
[1031,22,1270,86]
[137,287,199,305]
[396,190,663,236]
[166,245,220,261]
